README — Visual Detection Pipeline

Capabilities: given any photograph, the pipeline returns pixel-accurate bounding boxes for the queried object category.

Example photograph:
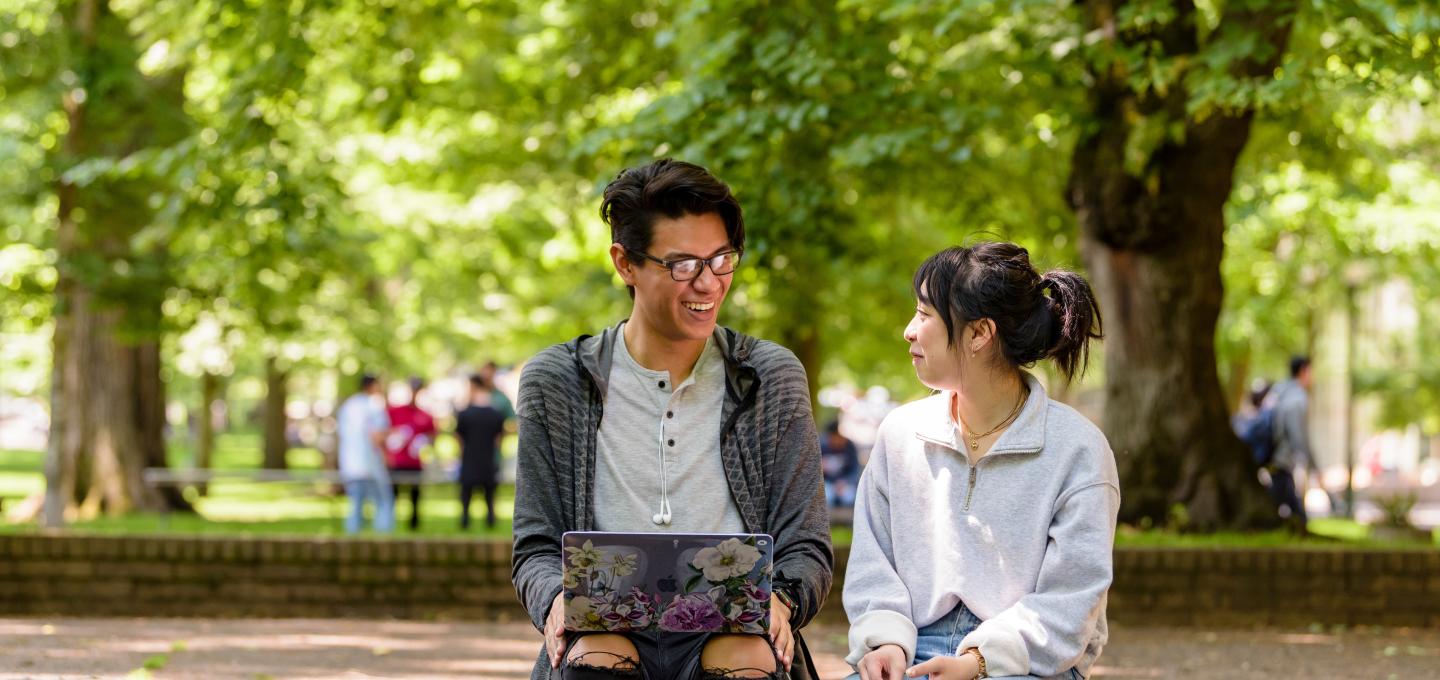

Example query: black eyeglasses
[628,249,742,282]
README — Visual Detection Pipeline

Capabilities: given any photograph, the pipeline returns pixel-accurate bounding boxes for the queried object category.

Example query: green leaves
[1,0,1437,427]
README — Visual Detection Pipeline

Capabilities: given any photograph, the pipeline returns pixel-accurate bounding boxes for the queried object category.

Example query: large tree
[854,0,1439,529]
[40,0,192,522]
[1063,0,1299,528]
[1065,0,1438,528]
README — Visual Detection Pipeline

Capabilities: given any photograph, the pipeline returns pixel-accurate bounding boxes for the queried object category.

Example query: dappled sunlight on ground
[1273,632,1340,645]
[0,618,543,679]
[3,618,1439,679]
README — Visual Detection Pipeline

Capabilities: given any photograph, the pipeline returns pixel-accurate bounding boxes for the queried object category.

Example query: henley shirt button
[666,411,674,418]
[667,439,675,447]
[658,380,666,388]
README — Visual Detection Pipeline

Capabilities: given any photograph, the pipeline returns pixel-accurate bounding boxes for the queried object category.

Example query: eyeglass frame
[625,247,743,282]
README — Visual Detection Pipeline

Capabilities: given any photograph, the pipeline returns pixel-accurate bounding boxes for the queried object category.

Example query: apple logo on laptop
[658,575,678,593]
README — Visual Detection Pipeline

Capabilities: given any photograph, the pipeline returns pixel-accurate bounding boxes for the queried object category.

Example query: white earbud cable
[653,418,672,525]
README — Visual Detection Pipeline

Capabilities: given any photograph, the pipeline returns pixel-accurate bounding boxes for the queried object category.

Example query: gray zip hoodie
[843,374,1119,678]
[512,323,833,680]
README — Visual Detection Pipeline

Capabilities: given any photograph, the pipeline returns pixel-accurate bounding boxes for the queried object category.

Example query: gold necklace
[954,387,1028,451]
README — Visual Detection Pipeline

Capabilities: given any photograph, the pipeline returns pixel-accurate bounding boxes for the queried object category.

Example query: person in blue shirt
[821,420,861,508]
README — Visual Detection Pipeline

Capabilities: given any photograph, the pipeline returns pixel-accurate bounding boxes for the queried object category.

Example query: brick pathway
[2,618,1437,679]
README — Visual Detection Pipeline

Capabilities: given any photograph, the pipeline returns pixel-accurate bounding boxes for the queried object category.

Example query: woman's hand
[905,652,980,679]
[857,644,907,680]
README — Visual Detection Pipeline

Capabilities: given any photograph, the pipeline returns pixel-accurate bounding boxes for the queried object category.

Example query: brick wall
[0,534,516,620]
[1,534,1436,626]
[1107,547,1440,627]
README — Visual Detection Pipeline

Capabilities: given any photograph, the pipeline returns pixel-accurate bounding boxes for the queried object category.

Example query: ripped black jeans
[561,630,785,680]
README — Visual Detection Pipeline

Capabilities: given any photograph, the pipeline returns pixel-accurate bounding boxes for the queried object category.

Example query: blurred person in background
[386,376,437,531]
[479,361,515,423]
[337,373,393,534]
[455,373,508,530]
[821,420,861,509]
[1268,355,1317,534]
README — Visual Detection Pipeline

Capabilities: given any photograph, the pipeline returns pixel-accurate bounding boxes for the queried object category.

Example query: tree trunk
[47,276,181,518]
[43,0,192,524]
[780,301,823,419]
[1075,231,1276,530]
[44,224,94,525]
[1225,349,1252,415]
[195,371,220,495]
[135,339,191,510]
[262,355,289,470]
[1066,0,1296,530]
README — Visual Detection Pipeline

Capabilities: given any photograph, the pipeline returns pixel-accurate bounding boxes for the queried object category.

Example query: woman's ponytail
[1039,270,1103,382]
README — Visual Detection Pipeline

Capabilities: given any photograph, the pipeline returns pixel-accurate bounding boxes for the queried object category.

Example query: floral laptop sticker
[561,532,774,634]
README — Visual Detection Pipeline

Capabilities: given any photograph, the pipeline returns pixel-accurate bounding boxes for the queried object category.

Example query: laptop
[561,531,773,635]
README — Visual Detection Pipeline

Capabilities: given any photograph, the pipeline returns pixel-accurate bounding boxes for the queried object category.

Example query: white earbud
[653,422,672,526]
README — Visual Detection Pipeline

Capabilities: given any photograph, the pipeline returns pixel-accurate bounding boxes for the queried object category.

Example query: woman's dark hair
[1248,380,1272,409]
[600,159,745,281]
[912,242,1103,382]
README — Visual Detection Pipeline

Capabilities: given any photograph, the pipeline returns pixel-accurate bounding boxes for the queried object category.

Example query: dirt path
[2,618,1437,679]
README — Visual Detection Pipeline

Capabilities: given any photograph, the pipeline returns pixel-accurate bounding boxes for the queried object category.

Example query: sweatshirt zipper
[963,464,978,512]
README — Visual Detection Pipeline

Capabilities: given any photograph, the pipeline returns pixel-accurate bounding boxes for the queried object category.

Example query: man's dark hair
[825,420,842,436]
[600,159,744,297]
[1290,355,1311,378]
[469,373,487,390]
[358,373,379,391]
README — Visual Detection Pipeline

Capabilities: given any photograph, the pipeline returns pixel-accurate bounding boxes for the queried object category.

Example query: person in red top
[386,376,437,531]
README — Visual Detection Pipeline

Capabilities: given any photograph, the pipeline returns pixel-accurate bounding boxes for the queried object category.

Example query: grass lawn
[1115,518,1438,549]
[3,435,1436,547]
[0,430,513,539]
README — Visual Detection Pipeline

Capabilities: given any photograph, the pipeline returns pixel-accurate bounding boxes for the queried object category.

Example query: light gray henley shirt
[593,326,744,533]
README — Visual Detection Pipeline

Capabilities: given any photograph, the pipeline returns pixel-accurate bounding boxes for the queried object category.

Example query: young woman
[844,242,1117,680]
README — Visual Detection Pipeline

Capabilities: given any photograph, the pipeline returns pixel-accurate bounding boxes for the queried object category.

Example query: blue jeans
[344,478,395,534]
[847,603,1083,680]
[1268,468,1307,527]
[825,478,857,508]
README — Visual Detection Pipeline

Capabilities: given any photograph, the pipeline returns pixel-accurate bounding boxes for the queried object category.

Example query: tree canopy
[2,0,1438,527]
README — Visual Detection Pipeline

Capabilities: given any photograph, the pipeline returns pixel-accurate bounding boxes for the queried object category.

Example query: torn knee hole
[564,651,641,676]
[698,666,782,680]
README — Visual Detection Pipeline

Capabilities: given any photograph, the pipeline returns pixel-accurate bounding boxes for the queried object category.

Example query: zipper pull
[964,465,978,512]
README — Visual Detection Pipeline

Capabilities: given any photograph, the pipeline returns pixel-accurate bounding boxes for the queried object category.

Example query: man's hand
[906,653,980,679]
[768,594,794,671]
[544,592,566,668]
[857,644,907,680]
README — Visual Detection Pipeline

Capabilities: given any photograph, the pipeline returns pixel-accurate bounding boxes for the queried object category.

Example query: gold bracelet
[965,647,987,678]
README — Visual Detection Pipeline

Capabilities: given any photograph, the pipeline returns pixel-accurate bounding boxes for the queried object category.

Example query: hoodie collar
[573,320,756,402]
[914,372,1049,458]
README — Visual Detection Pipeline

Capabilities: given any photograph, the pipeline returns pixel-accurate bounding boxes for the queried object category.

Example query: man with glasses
[512,159,832,680]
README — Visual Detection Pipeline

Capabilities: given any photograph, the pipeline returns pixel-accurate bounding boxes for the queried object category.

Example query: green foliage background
[2,0,1438,431]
